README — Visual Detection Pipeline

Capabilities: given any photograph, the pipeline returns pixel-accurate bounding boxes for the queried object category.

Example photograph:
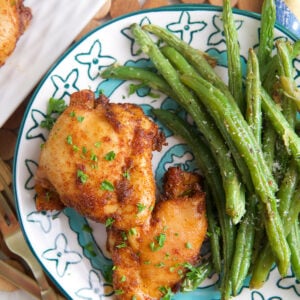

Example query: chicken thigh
[107,167,208,299]
[35,90,165,230]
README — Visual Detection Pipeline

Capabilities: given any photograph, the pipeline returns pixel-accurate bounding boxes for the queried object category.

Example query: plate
[0,0,107,128]
[13,5,300,299]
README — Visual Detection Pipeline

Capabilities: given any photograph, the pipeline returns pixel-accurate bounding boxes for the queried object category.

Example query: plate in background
[0,0,107,127]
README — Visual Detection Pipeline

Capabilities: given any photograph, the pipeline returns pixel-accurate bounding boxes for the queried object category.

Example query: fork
[0,161,63,300]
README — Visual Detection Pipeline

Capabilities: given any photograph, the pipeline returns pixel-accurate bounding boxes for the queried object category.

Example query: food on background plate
[107,166,207,299]
[0,0,32,66]
[34,89,166,230]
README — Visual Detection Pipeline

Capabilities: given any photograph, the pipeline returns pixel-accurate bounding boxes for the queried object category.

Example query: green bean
[160,45,247,222]
[153,108,235,278]
[250,160,298,287]
[287,221,300,280]
[222,0,244,112]
[276,40,297,128]
[230,194,256,296]
[257,0,276,67]
[101,65,177,99]
[261,87,300,170]
[246,48,262,145]
[206,189,222,274]
[181,74,290,276]
[143,23,233,101]
[229,49,261,295]
[250,183,300,288]
[130,23,245,225]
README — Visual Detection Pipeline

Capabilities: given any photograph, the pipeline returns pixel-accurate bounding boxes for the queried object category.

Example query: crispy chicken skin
[0,0,32,66]
[107,167,207,299]
[35,90,165,230]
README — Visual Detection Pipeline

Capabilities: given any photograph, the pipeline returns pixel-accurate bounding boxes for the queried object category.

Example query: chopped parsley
[185,242,193,249]
[104,150,116,161]
[137,203,147,213]
[128,228,137,236]
[123,170,130,179]
[105,217,115,227]
[94,141,101,148]
[82,224,93,233]
[158,286,174,300]
[114,289,124,295]
[116,242,127,249]
[77,115,85,122]
[40,97,67,130]
[100,180,114,191]
[150,233,166,252]
[77,170,88,184]
[66,135,73,145]
[83,242,96,257]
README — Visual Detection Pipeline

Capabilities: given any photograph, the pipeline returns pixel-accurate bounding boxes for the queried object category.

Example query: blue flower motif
[27,210,61,233]
[251,291,282,300]
[155,144,198,192]
[75,40,116,80]
[42,233,82,277]
[26,109,48,142]
[278,275,300,296]
[121,16,151,56]
[167,11,206,44]
[24,159,38,190]
[208,15,243,46]
[50,69,79,99]
[76,270,113,299]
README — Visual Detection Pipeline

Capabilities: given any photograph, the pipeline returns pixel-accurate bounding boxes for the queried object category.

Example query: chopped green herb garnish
[150,233,166,252]
[158,286,174,300]
[66,135,73,145]
[105,217,115,227]
[47,97,67,115]
[185,242,192,249]
[84,242,96,257]
[137,203,147,213]
[100,180,114,191]
[128,228,137,236]
[77,170,88,184]
[94,141,101,148]
[77,115,85,122]
[116,242,127,249]
[90,153,98,162]
[120,275,126,282]
[82,146,88,154]
[104,150,116,161]
[69,111,76,117]
[40,98,67,130]
[115,289,124,295]
[73,145,79,152]
[82,224,93,233]
[155,262,165,268]
[123,170,130,179]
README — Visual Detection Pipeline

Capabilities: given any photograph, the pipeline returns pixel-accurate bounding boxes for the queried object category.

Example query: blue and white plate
[14,5,300,300]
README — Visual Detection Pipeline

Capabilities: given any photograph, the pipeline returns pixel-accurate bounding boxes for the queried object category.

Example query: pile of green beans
[100,0,300,298]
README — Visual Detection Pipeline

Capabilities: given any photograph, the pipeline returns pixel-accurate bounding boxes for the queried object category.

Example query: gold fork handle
[0,260,41,299]
[6,230,60,300]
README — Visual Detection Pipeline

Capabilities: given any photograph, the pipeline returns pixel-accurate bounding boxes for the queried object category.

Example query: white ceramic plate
[0,0,107,127]
[14,5,300,299]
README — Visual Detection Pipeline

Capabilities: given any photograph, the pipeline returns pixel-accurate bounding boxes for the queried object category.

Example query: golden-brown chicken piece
[35,90,165,230]
[107,167,207,299]
[0,0,32,66]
